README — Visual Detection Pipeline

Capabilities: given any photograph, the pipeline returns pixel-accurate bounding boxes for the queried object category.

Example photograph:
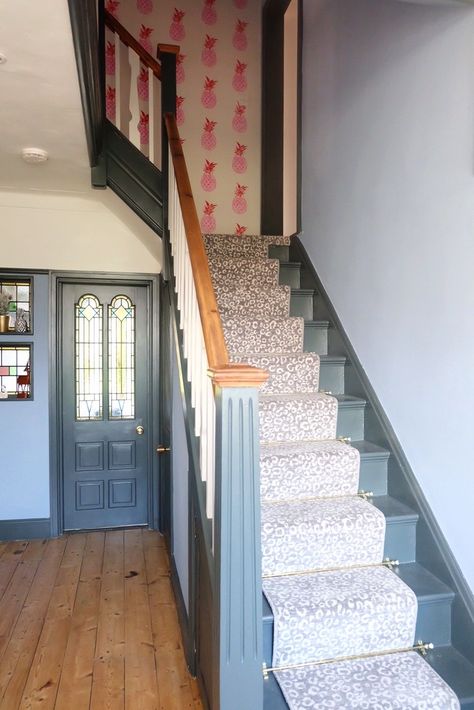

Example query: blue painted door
[61,283,150,530]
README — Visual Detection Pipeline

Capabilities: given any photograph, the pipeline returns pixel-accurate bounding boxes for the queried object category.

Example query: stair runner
[204,234,460,710]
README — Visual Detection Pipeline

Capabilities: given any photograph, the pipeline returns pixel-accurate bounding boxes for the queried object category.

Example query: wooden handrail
[104,9,162,79]
[164,113,268,388]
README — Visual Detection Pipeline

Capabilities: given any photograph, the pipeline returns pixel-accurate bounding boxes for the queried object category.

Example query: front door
[61,282,150,531]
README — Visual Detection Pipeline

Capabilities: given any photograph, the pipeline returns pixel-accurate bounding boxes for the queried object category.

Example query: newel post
[211,367,268,710]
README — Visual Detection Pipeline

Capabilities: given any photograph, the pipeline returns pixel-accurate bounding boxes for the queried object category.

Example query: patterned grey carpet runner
[204,234,460,710]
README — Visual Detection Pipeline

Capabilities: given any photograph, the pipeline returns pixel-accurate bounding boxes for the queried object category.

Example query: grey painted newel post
[212,365,268,710]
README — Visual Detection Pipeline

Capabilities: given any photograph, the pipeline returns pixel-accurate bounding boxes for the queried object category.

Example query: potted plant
[0,292,11,333]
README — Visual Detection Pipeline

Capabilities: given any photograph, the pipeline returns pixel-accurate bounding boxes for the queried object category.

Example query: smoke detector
[0,53,7,65]
[21,148,49,164]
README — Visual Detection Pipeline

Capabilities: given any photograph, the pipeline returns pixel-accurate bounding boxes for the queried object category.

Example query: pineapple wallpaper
[106,0,262,235]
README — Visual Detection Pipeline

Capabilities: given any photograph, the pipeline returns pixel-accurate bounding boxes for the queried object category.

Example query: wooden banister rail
[164,113,268,389]
[104,9,162,79]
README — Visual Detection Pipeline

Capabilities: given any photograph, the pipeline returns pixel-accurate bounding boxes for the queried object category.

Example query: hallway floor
[0,528,203,709]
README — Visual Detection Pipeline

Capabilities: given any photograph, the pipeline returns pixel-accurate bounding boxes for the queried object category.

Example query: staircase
[69,4,474,706]
[204,233,474,710]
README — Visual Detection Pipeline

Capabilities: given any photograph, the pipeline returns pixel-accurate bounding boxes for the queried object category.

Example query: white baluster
[117,40,131,138]
[128,50,142,152]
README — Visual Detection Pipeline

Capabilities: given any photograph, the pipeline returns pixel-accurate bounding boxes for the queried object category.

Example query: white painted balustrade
[168,152,216,521]
[105,27,162,168]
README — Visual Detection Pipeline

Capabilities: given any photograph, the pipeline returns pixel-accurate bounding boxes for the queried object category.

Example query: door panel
[61,283,150,530]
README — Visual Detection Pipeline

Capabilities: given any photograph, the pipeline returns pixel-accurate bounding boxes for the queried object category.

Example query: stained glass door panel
[61,283,150,531]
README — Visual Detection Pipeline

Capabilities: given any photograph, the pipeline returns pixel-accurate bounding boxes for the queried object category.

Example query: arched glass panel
[108,295,135,419]
[75,294,103,420]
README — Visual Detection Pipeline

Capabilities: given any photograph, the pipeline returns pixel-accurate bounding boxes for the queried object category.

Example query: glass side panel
[75,294,103,421]
[0,279,32,332]
[108,295,135,420]
[0,345,31,398]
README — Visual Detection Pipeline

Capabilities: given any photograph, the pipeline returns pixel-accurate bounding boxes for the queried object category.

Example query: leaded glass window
[0,278,32,332]
[0,345,31,398]
[75,294,103,420]
[108,295,135,419]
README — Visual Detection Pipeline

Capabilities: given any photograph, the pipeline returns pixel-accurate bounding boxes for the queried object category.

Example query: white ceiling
[0,0,90,192]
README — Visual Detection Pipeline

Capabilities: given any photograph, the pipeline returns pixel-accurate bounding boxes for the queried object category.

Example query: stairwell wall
[107,0,262,235]
[301,0,474,589]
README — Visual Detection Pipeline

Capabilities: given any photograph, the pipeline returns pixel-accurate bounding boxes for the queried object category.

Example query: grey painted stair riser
[289,289,315,320]
[262,562,454,667]
[259,393,338,443]
[261,497,386,576]
[263,566,418,667]
[269,244,290,262]
[304,321,329,354]
[319,355,346,394]
[210,256,280,288]
[233,353,321,395]
[336,396,366,441]
[223,317,304,357]
[358,450,389,495]
[216,284,291,319]
[279,262,301,288]
[260,440,359,501]
[204,234,268,259]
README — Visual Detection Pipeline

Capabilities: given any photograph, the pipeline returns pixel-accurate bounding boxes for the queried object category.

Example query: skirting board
[0,518,51,541]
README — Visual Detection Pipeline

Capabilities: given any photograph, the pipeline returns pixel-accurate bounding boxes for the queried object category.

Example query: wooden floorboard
[0,529,201,710]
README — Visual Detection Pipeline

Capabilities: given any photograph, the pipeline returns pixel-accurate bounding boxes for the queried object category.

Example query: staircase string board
[204,233,460,710]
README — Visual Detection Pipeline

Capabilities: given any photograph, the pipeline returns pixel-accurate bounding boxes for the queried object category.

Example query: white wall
[302,0,474,588]
[0,188,162,273]
[0,186,161,522]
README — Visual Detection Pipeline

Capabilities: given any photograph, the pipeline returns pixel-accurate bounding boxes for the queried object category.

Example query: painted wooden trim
[67,0,104,171]
[291,235,474,665]
[49,272,159,537]
[213,386,264,710]
[0,518,51,541]
[261,0,303,234]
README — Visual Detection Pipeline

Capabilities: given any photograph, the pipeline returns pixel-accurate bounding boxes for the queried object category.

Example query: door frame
[261,0,303,235]
[49,271,160,537]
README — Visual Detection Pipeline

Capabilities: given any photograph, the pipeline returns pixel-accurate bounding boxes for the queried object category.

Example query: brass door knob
[156,446,171,454]
[136,425,144,435]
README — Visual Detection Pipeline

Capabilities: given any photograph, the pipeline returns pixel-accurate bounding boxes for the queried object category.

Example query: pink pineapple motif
[201,77,217,109]
[232,102,247,133]
[138,111,149,144]
[139,25,154,54]
[202,0,217,25]
[106,86,116,120]
[176,96,185,126]
[233,20,248,51]
[137,0,153,14]
[234,0,247,8]
[169,8,186,41]
[232,142,247,173]
[201,119,217,150]
[176,54,186,84]
[137,67,149,101]
[201,202,217,232]
[201,160,217,192]
[105,41,115,76]
[232,61,247,92]
[232,184,247,214]
[235,224,247,236]
[201,35,217,67]
[106,0,120,17]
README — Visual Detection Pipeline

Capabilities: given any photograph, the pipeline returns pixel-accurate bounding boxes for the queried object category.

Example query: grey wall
[302,0,474,587]
[0,274,50,520]
[171,338,189,611]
